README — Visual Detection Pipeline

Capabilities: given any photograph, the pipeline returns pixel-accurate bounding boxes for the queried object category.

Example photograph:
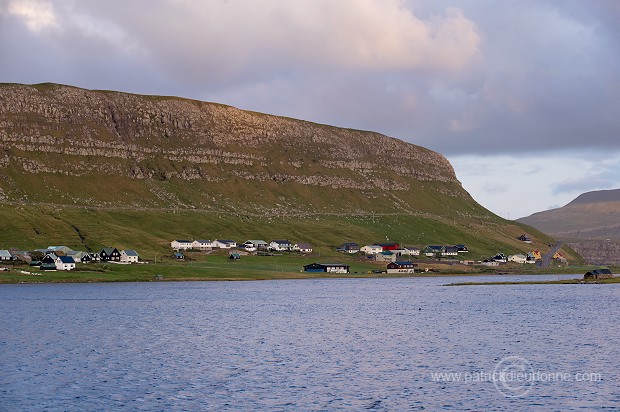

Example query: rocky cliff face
[0,83,474,214]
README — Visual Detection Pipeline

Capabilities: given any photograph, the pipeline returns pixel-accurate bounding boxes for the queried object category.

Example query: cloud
[5,0,57,31]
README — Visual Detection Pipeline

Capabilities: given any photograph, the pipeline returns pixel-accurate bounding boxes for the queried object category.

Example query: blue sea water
[1,275,618,410]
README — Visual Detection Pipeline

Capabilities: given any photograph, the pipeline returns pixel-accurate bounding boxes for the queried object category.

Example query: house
[214,239,237,249]
[361,245,383,255]
[481,260,500,267]
[442,246,459,257]
[100,247,121,262]
[269,240,292,251]
[337,242,360,254]
[375,251,397,262]
[47,246,74,254]
[55,256,76,271]
[509,254,527,264]
[65,250,83,262]
[0,250,13,261]
[242,240,268,251]
[518,235,532,243]
[491,253,507,263]
[525,253,537,264]
[171,240,193,250]
[41,253,58,264]
[403,246,421,256]
[192,240,215,250]
[40,262,57,271]
[386,261,418,274]
[174,252,185,260]
[584,269,613,280]
[295,243,313,253]
[375,242,401,251]
[455,244,469,253]
[303,263,350,274]
[81,252,99,263]
[120,250,139,263]
[229,252,241,260]
[423,245,445,257]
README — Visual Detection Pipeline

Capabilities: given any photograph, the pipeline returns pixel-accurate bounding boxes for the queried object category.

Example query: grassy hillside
[0,204,581,264]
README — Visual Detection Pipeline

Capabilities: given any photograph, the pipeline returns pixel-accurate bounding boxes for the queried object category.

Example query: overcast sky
[1,0,619,218]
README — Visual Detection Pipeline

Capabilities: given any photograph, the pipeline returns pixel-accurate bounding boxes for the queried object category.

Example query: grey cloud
[1,0,619,158]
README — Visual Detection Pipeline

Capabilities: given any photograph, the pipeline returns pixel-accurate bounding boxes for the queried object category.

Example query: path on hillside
[538,241,564,268]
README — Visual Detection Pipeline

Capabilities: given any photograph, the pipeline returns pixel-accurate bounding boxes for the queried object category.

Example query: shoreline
[0,269,589,285]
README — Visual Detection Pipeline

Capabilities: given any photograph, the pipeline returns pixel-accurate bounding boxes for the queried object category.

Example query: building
[214,239,237,249]
[55,256,76,271]
[423,245,445,257]
[375,243,401,251]
[584,269,613,280]
[171,240,193,250]
[386,261,417,274]
[269,240,292,251]
[303,263,350,274]
[0,250,13,261]
[337,242,360,254]
[100,247,121,262]
[120,250,139,263]
[242,240,268,251]
[361,245,383,255]
[192,240,215,250]
[375,251,396,262]
[295,243,313,253]
[508,254,527,264]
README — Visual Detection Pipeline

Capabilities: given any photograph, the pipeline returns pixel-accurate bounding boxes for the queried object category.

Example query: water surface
[1,275,618,410]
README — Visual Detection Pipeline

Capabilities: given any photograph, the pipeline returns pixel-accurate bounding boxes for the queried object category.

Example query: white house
[386,261,417,274]
[55,256,76,271]
[361,245,383,255]
[508,254,527,264]
[171,240,193,250]
[242,240,268,251]
[192,240,215,250]
[0,250,12,261]
[403,246,420,256]
[269,240,292,251]
[120,250,140,263]
[214,239,237,249]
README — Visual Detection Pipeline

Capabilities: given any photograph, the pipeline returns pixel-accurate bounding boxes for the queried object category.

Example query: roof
[122,250,139,256]
[194,239,212,243]
[317,263,349,267]
[101,247,118,255]
[272,239,291,244]
[174,239,193,243]
[216,239,235,243]
[246,240,268,244]
[0,250,12,258]
[296,243,313,249]
[57,256,75,264]
[375,243,399,247]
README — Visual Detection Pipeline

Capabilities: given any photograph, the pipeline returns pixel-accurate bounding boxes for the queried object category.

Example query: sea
[1,275,618,411]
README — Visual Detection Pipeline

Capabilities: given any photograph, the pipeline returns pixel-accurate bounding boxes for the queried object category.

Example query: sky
[1,0,619,219]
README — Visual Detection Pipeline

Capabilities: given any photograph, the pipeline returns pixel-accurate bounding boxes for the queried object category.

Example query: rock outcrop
[0,83,477,214]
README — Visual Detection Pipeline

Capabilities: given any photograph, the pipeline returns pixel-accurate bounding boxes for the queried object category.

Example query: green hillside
[0,83,582,264]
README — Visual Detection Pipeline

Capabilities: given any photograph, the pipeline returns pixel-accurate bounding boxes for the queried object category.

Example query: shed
[584,269,613,280]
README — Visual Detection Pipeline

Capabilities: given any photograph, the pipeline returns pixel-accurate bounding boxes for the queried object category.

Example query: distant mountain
[517,189,620,241]
[517,189,620,264]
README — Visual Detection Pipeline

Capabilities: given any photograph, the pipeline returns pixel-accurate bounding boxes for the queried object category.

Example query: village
[0,233,566,274]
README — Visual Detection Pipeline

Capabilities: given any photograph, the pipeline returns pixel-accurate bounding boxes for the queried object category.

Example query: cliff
[0,83,472,215]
